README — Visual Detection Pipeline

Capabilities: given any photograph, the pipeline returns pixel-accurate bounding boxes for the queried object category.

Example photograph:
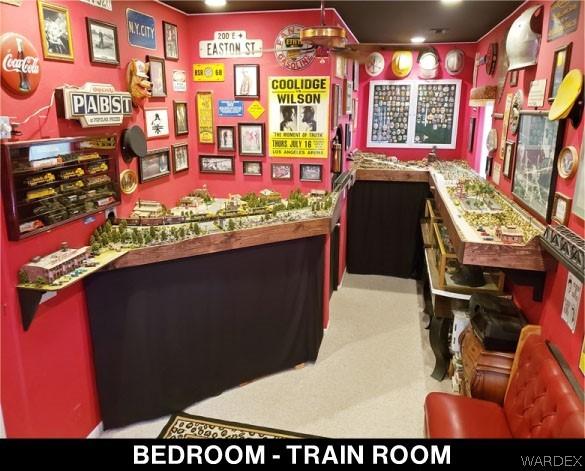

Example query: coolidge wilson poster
[269,76,329,158]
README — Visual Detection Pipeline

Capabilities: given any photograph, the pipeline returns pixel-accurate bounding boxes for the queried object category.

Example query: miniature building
[130,200,166,218]
[496,225,524,244]
[190,185,212,201]
[22,243,91,284]
[259,189,281,202]
[178,196,204,208]
[309,189,327,198]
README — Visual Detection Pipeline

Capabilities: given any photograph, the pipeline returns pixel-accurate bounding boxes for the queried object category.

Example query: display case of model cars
[1,135,120,240]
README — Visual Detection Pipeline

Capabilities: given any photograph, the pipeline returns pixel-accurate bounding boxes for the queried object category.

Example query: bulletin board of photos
[366,80,461,149]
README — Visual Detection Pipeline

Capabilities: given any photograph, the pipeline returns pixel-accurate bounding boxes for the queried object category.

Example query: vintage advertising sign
[56,82,132,127]
[248,101,265,119]
[527,79,547,107]
[193,63,225,82]
[199,31,262,58]
[268,76,329,159]
[80,0,112,11]
[197,91,214,143]
[548,0,580,41]
[1,32,41,95]
[172,70,186,92]
[126,8,156,50]
[274,24,315,71]
[218,100,244,117]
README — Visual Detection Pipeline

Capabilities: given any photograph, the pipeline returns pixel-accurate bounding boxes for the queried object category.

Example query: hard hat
[506,5,543,71]
[418,47,439,79]
[549,69,583,121]
[445,49,465,75]
[391,51,413,78]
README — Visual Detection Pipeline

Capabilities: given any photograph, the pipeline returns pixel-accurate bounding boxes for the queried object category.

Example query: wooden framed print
[557,145,579,179]
[139,147,171,183]
[238,123,265,156]
[548,43,572,103]
[37,1,74,61]
[344,79,353,114]
[199,155,234,174]
[173,101,188,136]
[163,21,179,60]
[234,64,259,99]
[196,91,214,144]
[468,117,476,152]
[552,192,572,225]
[172,143,189,173]
[510,69,518,87]
[243,161,262,176]
[86,18,119,65]
[335,55,347,79]
[144,108,170,139]
[217,126,236,151]
[300,164,322,182]
[503,140,515,178]
[147,55,167,97]
[271,163,293,180]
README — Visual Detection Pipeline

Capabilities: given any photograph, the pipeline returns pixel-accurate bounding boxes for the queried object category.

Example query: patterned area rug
[159,413,315,439]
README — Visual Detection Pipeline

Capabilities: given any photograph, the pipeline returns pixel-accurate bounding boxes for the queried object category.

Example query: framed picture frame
[163,21,179,60]
[217,126,236,151]
[300,164,322,182]
[173,101,188,136]
[86,18,119,65]
[512,112,564,222]
[572,135,585,220]
[503,140,515,178]
[344,79,353,115]
[243,161,262,176]
[199,155,235,174]
[332,84,341,130]
[557,145,579,179]
[138,147,171,183]
[147,55,167,97]
[335,55,347,79]
[344,122,352,151]
[238,123,265,156]
[510,69,518,87]
[548,43,572,103]
[552,192,572,225]
[468,117,476,152]
[353,61,359,92]
[144,108,170,139]
[37,1,74,61]
[234,64,259,99]
[196,91,214,144]
[172,143,189,173]
[271,163,293,180]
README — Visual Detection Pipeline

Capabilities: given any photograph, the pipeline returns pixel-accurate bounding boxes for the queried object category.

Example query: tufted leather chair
[424,335,585,438]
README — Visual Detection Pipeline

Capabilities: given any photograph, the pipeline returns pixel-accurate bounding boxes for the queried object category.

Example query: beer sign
[0,32,41,96]
[56,83,132,128]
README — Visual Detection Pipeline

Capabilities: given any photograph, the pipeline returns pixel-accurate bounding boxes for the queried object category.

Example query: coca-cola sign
[0,32,41,95]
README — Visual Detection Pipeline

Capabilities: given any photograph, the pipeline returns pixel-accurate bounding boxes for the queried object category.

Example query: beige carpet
[101,274,451,438]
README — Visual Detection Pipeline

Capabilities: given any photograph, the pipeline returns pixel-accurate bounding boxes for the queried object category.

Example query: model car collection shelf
[1,135,121,241]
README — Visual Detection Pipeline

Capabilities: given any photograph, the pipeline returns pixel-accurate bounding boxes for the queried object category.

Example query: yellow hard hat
[391,51,413,78]
[549,69,583,121]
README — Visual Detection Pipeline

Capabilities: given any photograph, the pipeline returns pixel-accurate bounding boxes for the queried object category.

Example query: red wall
[355,43,477,160]
[474,1,584,381]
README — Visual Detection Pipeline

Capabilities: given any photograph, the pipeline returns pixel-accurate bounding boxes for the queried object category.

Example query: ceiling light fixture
[411,36,426,44]
[205,0,227,8]
[441,0,462,5]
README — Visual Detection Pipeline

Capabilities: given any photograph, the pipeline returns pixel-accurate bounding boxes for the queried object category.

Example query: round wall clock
[365,52,384,77]
[557,146,579,179]
[120,169,138,194]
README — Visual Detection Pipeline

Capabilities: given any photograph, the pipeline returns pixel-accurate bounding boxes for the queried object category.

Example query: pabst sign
[274,25,316,71]
[1,32,41,95]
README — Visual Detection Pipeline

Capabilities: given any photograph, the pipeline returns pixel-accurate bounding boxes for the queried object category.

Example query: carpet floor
[101,274,451,438]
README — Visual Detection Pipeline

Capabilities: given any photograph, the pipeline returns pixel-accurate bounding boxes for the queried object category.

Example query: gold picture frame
[557,145,579,179]
[37,0,74,62]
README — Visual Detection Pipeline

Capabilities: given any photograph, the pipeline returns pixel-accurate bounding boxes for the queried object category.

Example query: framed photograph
[344,79,353,115]
[238,123,265,156]
[300,164,322,182]
[144,108,170,139]
[344,122,352,151]
[353,60,359,92]
[234,64,259,99]
[332,84,341,130]
[86,18,119,65]
[271,163,293,180]
[512,113,564,222]
[557,145,579,179]
[562,273,581,334]
[147,55,167,97]
[37,1,74,61]
[217,126,236,151]
[199,155,235,174]
[163,21,179,60]
[138,147,171,183]
[352,98,358,130]
[510,69,518,87]
[548,43,572,102]
[172,143,189,173]
[173,101,188,136]
[335,55,347,79]
[243,161,262,176]
[503,140,515,178]
[468,117,476,152]
[572,136,585,220]
[552,192,572,225]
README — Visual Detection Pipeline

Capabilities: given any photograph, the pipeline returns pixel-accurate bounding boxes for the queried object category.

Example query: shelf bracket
[503,269,547,302]
[17,289,56,331]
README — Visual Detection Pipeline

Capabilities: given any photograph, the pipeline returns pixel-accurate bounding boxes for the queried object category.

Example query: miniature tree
[89,235,96,246]
[119,219,128,231]
[136,231,144,246]
[18,269,29,284]
[227,219,236,231]
[160,229,168,241]
[193,223,201,236]
[149,225,157,238]
[91,243,101,256]
[104,220,112,233]
[178,227,185,239]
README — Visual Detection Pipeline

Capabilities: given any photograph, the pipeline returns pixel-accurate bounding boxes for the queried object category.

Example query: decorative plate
[120,169,138,194]
[486,128,498,152]
[557,146,579,179]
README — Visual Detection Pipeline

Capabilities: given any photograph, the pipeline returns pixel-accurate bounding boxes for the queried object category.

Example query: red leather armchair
[424,334,585,438]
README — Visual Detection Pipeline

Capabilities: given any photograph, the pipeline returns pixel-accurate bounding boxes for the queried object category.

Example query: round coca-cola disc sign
[1,32,41,96]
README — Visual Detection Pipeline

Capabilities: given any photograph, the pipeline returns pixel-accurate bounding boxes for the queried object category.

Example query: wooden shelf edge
[355,168,430,183]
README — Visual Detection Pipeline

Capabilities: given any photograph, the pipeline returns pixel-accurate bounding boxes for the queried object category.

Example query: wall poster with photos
[512,112,564,222]
[366,79,461,148]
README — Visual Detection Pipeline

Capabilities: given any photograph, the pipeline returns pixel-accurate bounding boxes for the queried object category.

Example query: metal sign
[80,0,112,11]
[274,24,315,71]
[126,8,156,50]
[56,83,132,128]
[218,100,244,117]
[193,63,225,82]
[199,31,262,58]
[1,32,41,95]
